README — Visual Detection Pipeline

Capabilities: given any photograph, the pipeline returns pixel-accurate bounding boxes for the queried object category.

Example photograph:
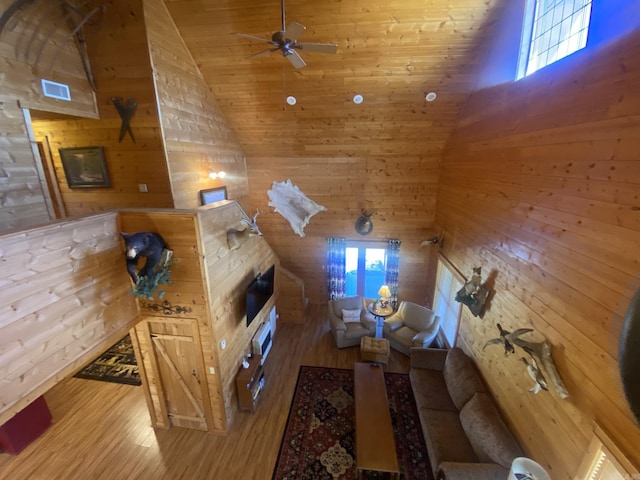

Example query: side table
[367,304,394,338]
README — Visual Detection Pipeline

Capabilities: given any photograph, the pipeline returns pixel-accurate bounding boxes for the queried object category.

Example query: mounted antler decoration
[111,96,137,143]
[484,323,569,399]
[455,267,489,317]
[227,210,262,251]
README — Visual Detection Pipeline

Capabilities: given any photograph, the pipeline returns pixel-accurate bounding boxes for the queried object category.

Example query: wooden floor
[0,304,410,480]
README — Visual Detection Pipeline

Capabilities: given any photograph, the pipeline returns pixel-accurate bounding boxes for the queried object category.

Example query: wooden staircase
[277,267,308,324]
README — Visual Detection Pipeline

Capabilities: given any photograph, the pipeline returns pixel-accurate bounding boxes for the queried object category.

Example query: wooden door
[134,317,211,431]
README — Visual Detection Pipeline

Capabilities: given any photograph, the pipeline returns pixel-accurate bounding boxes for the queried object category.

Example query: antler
[241,210,262,236]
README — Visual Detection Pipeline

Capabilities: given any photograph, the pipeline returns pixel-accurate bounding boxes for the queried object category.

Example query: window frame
[345,240,388,299]
[432,255,465,348]
[517,0,593,79]
[573,424,639,480]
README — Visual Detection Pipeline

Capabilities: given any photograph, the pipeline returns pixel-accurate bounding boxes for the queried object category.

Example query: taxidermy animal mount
[227,211,262,251]
[121,232,168,284]
[355,209,374,236]
[484,324,569,399]
[455,267,489,317]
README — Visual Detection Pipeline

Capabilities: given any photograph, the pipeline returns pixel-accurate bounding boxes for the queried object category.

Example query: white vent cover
[41,79,71,101]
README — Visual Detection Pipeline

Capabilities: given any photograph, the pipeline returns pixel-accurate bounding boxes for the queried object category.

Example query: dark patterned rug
[74,335,141,386]
[273,366,432,480]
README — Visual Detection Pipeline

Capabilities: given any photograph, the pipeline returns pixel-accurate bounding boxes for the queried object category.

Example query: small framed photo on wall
[199,186,227,205]
[59,146,111,188]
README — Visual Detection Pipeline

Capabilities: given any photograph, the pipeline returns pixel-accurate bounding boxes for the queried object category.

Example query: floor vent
[41,79,71,101]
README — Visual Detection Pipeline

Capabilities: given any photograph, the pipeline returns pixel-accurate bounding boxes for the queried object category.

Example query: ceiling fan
[236,0,337,69]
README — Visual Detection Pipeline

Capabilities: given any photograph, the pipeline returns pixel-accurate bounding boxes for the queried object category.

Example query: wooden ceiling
[163,0,508,159]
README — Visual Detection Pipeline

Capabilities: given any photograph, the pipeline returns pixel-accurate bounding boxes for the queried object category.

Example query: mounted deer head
[226,211,262,251]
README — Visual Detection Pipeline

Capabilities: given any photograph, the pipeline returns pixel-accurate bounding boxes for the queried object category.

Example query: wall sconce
[209,170,227,180]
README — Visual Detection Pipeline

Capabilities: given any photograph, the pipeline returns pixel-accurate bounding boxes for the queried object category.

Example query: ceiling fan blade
[285,21,306,41]
[285,49,306,69]
[235,32,277,45]
[248,48,278,60]
[296,42,338,54]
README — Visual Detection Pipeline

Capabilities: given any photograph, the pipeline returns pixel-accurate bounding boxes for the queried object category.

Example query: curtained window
[326,238,401,305]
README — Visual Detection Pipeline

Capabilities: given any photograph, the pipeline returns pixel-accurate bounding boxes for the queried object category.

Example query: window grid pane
[521,0,592,78]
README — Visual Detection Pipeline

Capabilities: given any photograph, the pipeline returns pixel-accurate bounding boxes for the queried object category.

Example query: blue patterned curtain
[385,239,401,309]
[326,237,346,300]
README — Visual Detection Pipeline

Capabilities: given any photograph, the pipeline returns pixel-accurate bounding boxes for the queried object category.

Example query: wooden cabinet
[236,355,264,413]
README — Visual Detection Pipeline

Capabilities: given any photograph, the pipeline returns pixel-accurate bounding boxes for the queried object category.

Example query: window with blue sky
[517,0,593,79]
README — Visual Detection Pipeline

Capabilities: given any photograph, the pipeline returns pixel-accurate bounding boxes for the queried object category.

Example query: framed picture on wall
[199,186,227,205]
[59,146,111,188]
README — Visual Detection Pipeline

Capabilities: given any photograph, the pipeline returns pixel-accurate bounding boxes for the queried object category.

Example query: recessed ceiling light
[425,92,437,102]
[353,94,364,104]
[286,96,297,105]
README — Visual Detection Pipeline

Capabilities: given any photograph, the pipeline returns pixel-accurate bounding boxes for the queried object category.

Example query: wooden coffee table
[353,362,400,479]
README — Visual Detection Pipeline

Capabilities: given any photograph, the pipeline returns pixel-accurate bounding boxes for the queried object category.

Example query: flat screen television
[246,264,275,327]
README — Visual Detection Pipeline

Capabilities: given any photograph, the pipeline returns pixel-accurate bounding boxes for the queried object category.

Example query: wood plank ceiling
[163,0,507,160]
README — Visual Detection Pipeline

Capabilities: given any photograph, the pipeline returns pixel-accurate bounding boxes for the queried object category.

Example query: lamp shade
[508,457,551,480]
[378,285,391,298]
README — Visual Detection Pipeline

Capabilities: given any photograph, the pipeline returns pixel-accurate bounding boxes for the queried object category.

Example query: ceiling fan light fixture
[353,94,364,104]
[286,95,297,105]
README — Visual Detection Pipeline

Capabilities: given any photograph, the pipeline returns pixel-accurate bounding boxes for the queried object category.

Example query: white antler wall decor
[267,179,327,237]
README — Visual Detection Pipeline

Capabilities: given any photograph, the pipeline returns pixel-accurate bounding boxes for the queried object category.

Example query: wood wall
[142,0,249,209]
[120,203,278,433]
[436,29,640,478]
[30,0,174,218]
[0,212,139,426]
[164,0,512,307]
[0,0,98,232]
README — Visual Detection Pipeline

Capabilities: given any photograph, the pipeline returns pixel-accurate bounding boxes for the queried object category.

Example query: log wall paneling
[246,161,440,306]
[162,0,510,306]
[30,0,174,219]
[142,0,249,209]
[120,203,279,433]
[0,0,99,233]
[0,212,139,426]
[195,202,279,429]
[435,30,640,478]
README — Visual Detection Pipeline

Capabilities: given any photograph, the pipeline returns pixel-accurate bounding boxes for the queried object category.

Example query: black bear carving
[120,232,167,284]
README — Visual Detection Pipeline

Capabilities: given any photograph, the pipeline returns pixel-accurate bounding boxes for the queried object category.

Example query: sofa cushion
[402,302,436,332]
[342,308,361,323]
[443,348,486,410]
[344,322,369,339]
[409,368,457,412]
[332,296,362,318]
[459,393,523,468]
[419,407,478,472]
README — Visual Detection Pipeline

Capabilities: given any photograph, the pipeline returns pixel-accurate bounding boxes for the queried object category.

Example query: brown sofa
[409,347,523,480]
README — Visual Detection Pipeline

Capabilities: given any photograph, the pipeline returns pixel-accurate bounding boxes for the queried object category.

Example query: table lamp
[378,285,391,309]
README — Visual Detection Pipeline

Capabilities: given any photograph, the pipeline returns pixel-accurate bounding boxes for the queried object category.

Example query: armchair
[383,301,441,355]
[328,296,377,348]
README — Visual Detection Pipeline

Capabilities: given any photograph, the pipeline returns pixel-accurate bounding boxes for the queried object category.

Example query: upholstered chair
[328,296,377,348]
[383,301,441,355]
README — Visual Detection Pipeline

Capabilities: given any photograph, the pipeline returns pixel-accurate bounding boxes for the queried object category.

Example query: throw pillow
[342,308,362,323]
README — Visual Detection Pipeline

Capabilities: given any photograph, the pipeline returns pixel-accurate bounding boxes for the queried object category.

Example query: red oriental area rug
[272,366,432,480]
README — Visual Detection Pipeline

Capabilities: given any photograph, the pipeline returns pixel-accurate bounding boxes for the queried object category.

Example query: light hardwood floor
[0,304,410,480]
